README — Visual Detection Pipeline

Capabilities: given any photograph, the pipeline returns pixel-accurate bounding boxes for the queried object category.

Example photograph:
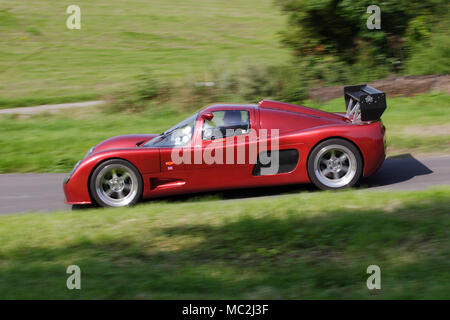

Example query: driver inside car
[222,110,248,136]
[203,110,249,140]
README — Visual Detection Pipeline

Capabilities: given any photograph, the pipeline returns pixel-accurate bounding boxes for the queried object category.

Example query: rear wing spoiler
[344,84,386,122]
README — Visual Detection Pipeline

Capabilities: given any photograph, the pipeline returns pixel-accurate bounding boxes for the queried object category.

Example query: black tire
[307,138,363,190]
[89,159,143,207]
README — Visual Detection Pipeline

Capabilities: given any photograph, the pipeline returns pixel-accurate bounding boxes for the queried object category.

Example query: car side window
[202,110,250,141]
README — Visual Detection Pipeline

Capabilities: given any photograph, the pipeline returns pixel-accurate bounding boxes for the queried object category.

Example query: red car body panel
[63,101,386,204]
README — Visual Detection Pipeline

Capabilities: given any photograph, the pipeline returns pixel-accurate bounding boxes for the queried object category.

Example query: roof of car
[203,103,259,112]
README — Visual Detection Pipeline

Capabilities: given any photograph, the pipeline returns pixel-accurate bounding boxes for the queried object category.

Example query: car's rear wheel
[307,139,362,190]
[89,159,143,207]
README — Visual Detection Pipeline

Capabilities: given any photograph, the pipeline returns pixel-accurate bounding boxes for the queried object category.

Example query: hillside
[0,0,288,106]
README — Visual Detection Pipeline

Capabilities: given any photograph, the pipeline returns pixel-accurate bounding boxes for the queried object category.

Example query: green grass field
[0,187,448,299]
[0,0,288,107]
[0,92,448,173]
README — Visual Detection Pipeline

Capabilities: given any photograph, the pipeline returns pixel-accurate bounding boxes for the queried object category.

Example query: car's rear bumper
[361,121,386,177]
[365,149,385,177]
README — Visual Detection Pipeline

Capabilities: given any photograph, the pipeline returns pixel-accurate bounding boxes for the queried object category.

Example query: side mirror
[201,112,214,121]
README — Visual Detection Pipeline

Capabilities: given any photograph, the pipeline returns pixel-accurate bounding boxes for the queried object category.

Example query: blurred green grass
[0,187,448,299]
[0,92,448,173]
[0,0,288,107]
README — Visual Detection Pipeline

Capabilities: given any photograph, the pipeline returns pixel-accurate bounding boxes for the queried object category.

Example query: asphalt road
[0,154,448,215]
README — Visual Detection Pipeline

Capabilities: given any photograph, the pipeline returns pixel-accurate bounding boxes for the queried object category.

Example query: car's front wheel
[307,139,363,190]
[89,159,143,207]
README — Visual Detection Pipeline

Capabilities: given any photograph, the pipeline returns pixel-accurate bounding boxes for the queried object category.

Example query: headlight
[65,160,81,184]
[65,146,95,184]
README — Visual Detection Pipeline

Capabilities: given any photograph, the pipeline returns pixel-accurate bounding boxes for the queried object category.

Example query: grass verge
[0,187,448,299]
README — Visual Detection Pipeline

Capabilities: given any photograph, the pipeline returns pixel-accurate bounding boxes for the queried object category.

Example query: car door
[185,108,259,191]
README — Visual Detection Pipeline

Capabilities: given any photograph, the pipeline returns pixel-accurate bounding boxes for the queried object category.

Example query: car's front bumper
[63,160,92,205]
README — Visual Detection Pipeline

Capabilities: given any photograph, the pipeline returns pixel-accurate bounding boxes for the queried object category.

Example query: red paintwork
[63,100,386,204]
[94,134,159,152]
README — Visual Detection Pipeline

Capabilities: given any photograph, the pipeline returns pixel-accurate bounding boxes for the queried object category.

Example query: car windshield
[144,113,198,147]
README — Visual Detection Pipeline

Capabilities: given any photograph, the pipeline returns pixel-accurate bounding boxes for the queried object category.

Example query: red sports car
[64,84,387,207]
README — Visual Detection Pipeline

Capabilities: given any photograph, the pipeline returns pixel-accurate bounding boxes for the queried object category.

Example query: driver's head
[223,110,242,126]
